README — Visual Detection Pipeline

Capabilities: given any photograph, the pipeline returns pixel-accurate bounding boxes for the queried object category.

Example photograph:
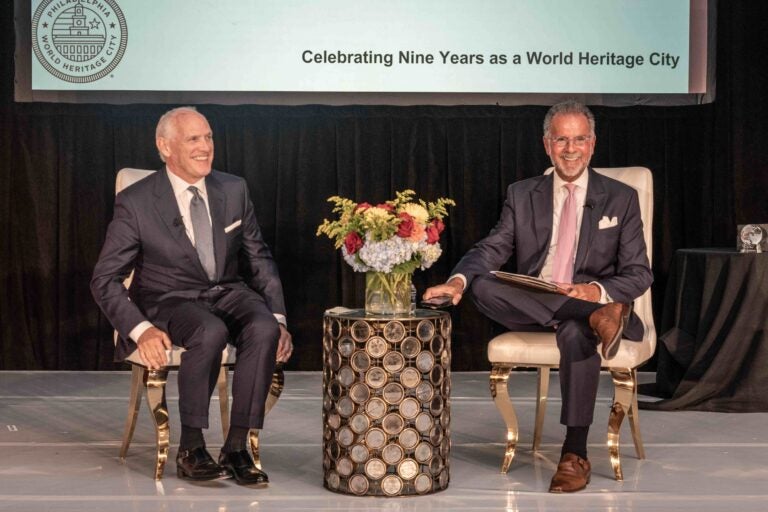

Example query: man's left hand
[564,283,601,302]
[276,324,293,363]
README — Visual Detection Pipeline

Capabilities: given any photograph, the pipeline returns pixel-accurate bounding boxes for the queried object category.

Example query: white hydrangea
[417,242,443,269]
[357,234,414,273]
[342,246,371,272]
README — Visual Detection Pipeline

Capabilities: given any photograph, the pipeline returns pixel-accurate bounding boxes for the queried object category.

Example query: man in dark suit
[91,107,292,485]
[424,100,652,493]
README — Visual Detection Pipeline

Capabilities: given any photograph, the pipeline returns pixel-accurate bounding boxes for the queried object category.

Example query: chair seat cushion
[124,344,238,367]
[487,331,653,369]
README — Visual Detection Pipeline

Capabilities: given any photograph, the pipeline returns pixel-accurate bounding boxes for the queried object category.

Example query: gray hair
[543,100,595,138]
[155,106,202,162]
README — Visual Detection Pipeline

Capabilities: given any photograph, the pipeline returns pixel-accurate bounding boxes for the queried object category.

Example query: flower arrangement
[317,190,455,314]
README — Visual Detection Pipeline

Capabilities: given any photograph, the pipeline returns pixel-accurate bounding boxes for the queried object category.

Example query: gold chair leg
[607,368,634,481]
[217,366,230,439]
[144,368,171,480]
[248,364,285,469]
[119,365,145,460]
[532,367,550,452]
[248,429,262,470]
[490,365,517,473]
[627,369,646,459]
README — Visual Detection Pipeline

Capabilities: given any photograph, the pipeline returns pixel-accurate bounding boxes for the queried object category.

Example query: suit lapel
[206,173,227,281]
[530,175,553,274]
[574,168,607,274]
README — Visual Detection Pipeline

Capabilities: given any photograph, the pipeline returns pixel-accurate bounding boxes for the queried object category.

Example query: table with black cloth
[640,248,768,412]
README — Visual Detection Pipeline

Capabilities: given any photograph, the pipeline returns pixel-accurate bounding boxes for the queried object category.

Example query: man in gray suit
[91,107,292,485]
[425,100,652,493]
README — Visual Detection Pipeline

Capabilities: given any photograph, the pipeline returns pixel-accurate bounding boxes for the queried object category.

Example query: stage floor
[1,371,766,511]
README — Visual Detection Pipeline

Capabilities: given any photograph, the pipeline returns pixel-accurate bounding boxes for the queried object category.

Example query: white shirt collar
[165,167,207,199]
[552,167,589,192]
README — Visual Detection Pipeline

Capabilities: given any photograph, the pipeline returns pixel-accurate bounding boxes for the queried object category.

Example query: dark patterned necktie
[188,186,216,281]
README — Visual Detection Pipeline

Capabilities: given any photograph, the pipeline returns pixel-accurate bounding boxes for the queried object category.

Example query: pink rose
[355,202,372,212]
[432,218,445,234]
[426,223,441,244]
[408,222,426,242]
[376,203,395,212]
[344,231,363,255]
[396,212,414,238]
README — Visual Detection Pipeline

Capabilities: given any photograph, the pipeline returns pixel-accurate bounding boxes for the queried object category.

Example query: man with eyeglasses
[424,100,651,493]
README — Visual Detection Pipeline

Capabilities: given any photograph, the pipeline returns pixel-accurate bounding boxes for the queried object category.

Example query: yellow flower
[399,203,429,224]
[363,207,392,222]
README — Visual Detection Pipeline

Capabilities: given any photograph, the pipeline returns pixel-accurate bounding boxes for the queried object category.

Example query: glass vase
[365,271,412,315]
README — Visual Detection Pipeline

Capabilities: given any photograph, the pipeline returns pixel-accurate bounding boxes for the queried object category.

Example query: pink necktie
[552,183,577,284]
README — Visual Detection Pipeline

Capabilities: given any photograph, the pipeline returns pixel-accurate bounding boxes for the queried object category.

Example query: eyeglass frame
[547,135,594,149]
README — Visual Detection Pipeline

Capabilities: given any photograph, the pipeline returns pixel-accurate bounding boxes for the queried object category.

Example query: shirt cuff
[129,321,154,343]
[590,281,611,304]
[273,313,287,327]
[448,273,468,291]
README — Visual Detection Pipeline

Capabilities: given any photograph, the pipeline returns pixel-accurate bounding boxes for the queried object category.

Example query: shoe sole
[176,468,232,481]
[601,304,632,360]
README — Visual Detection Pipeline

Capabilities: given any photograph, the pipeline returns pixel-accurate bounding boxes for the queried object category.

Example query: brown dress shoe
[589,302,632,360]
[549,453,591,493]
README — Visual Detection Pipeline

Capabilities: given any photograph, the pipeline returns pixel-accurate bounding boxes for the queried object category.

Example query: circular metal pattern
[415,381,434,402]
[348,474,370,495]
[338,337,355,358]
[415,351,435,372]
[336,457,353,477]
[350,351,371,372]
[349,382,370,404]
[399,397,421,419]
[337,366,355,387]
[337,426,355,447]
[398,458,419,480]
[364,367,387,389]
[400,337,421,358]
[381,443,404,465]
[415,442,433,463]
[414,473,432,494]
[398,428,420,450]
[364,458,387,480]
[381,475,404,496]
[382,351,405,373]
[326,470,340,490]
[336,397,355,417]
[323,311,450,496]
[415,412,434,433]
[382,382,405,404]
[416,320,435,341]
[364,397,387,419]
[383,321,406,342]
[382,413,405,435]
[350,321,372,342]
[349,413,370,434]
[365,336,388,358]
[430,335,444,355]
[400,367,421,388]
[330,319,343,339]
[364,428,387,450]
[350,444,370,463]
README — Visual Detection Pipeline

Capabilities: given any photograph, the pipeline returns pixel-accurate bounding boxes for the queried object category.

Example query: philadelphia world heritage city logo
[32,0,128,83]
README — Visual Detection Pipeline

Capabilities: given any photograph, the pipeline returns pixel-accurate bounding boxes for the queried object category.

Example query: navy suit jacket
[91,168,286,360]
[453,168,652,303]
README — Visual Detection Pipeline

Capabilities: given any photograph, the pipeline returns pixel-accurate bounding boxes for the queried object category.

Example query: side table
[322,308,451,496]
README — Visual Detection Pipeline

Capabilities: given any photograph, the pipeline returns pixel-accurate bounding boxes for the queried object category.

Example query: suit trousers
[153,287,280,430]
[470,274,642,427]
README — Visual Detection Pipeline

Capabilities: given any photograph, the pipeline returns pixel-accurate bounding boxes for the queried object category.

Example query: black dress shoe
[176,446,232,481]
[219,449,269,486]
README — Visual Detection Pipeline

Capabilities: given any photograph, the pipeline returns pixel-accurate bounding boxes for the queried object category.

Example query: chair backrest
[546,166,656,357]
[116,168,155,194]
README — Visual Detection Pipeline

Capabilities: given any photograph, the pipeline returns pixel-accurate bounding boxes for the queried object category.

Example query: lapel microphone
[173,216,183,227]
[583,200,595,209]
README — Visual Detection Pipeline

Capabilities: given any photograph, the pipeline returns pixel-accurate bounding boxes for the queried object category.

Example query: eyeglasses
[548,136,593,149]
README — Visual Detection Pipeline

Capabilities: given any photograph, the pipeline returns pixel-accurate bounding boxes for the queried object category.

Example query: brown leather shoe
[589,302,632,360]
[549,453,591,493]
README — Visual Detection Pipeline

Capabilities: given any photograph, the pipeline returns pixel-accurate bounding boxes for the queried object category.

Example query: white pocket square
[224,220,242,233]
[598,216,618,229]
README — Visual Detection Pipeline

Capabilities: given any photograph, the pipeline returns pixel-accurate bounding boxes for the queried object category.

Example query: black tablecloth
[640,248,768,412]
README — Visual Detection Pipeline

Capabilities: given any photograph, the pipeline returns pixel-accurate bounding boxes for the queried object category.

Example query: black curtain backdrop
[2,2,767,371]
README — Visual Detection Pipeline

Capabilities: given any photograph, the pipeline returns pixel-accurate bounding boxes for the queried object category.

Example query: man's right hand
[423,277,465,306]
[136,326,173,369]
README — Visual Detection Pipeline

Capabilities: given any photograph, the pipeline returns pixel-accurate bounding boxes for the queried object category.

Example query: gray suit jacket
[453,168,652,303]
[91,168,286,360]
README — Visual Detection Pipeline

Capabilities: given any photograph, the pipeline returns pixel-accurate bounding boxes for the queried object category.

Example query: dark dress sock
[179,425,205,451]
[561,425,590,460]
[554,298,602,322]
[222,425,250,453]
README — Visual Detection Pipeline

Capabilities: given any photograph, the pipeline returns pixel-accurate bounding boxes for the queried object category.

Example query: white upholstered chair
[114,168,284,480]
[487,166,655,481]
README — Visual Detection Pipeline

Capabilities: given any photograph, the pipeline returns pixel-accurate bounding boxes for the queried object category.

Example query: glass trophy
[739,224,764,253]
